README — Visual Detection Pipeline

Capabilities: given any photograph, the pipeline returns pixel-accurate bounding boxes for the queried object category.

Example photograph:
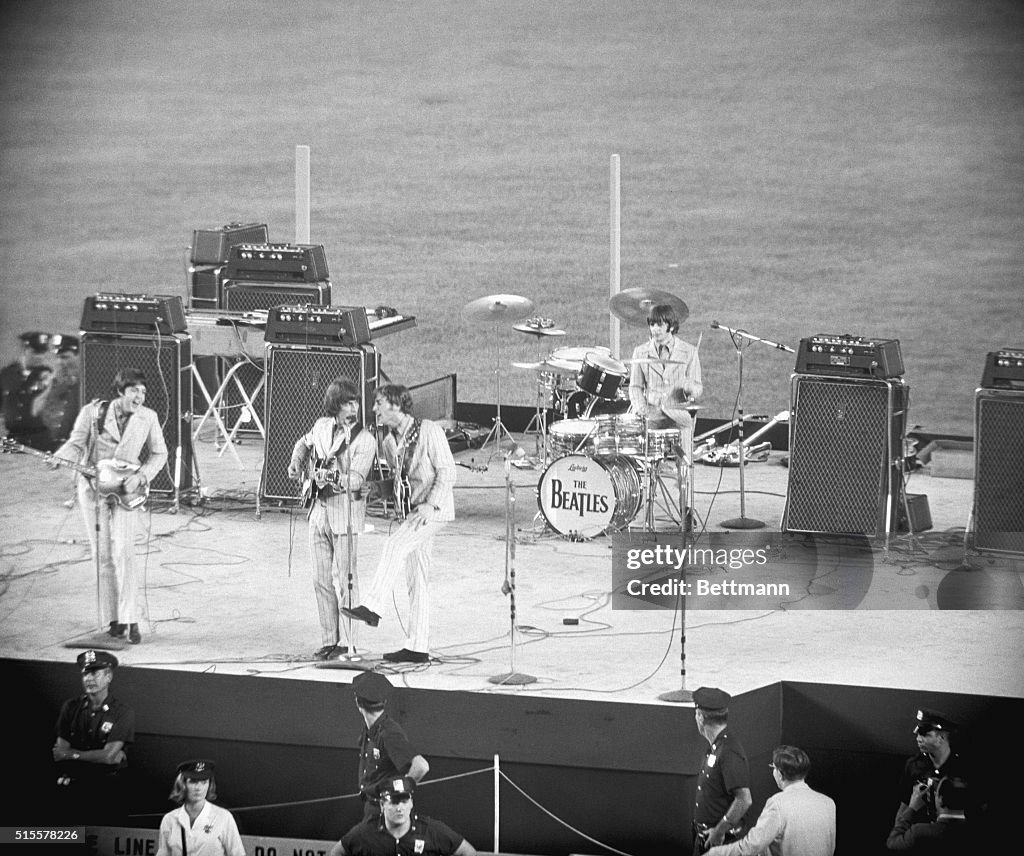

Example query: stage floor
[2,426,1022,705]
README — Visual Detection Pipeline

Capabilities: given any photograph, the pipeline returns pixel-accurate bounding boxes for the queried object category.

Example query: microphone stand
[658,404,700,703]
[339,427,360,661]
[489,446,536,686]
[711,321,793,530]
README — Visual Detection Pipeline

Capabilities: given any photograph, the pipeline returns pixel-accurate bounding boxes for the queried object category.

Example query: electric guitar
[2,437,149,510]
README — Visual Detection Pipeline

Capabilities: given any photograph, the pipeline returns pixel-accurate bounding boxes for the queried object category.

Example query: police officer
[896,708,968,822]
[692,687,752,852]
[330,776,477,856]
[52,650,136,824]
[0,331,54,450]
[353,672,429,821]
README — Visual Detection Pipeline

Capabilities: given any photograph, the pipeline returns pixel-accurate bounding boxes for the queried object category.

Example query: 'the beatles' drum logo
[547,476,610,516]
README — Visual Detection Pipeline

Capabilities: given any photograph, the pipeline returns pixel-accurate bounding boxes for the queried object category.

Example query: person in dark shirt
[52,649,136,825]
[331,776,476,856]
[353,672,429,821]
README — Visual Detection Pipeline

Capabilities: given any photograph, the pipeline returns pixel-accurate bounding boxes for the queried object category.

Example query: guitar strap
[399,419,422,479]
[88,400,110,466]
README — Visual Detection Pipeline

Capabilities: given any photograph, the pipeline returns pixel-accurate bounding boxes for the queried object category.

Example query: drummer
[627,303,703,448]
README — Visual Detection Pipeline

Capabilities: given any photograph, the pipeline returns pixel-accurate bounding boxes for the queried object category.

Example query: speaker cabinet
[220,279,332,432]
[260,345,380,503]
[783,375,908,537]
[79,333,194,495]
[972,389,1024,555]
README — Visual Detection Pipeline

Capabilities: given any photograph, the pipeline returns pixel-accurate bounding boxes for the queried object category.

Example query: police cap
[19,332,51,354]
[53,334,80,356]
[377,775,416,801]
[352,671,393,704]
[177,759,216,780]
[77,650,118,672]
[693,686,731,712]
[914,708,959,735]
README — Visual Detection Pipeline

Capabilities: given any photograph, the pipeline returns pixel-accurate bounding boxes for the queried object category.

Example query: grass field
[1,0,1022,437]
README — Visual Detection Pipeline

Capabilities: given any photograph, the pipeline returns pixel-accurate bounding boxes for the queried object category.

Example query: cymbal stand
[711,321,793,530]
[481,323,517,461]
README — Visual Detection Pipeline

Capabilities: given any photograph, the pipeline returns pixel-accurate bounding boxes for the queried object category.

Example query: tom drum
[548,419,599,457]
[577,352,627,400]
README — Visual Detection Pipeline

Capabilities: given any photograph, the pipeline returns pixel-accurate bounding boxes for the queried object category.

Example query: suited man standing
[706,745,836,856]
[52,367,167,644]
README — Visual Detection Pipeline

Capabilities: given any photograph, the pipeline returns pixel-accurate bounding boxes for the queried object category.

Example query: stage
[2,422,1023,854]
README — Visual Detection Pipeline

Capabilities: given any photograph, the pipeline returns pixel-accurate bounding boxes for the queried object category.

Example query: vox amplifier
[224,243,329,282]
[264,304,371,347]
[980,347,1024,390]
[795,334,903,379]
[190,222,269,265]
[80,294,187,336]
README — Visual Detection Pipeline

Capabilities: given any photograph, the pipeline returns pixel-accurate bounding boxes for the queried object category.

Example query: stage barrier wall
[4,659,1019,855]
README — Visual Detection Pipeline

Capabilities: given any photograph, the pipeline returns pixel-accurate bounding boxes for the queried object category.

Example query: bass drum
[537,454,642,538]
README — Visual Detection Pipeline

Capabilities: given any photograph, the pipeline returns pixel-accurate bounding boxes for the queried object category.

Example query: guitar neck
[3,441,96,479]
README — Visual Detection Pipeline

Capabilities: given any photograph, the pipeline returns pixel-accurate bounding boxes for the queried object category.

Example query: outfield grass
[1,0,1021,436]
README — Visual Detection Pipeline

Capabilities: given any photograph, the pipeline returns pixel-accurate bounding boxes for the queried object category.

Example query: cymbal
[462,293,535,323]
[511,360,546,371]
[513,322,566,337]
[609,288,689,327]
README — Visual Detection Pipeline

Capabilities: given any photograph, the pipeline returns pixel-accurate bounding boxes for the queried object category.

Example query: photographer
[886,776,970,853]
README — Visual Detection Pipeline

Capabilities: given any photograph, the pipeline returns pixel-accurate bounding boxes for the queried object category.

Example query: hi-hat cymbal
[462,294,535,323]
[609,288,689,327]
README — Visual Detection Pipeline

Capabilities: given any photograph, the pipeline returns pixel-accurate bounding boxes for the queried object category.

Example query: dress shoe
[314,644,350,660]
[127,624,141,644]
[341,605,381,627]
[108,622,126,639]
[382,648,429,664]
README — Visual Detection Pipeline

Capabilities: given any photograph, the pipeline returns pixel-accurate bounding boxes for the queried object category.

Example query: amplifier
[224,243,329,282]
[265,304,371,346]
[980,347,1024,390]
[795,334,904,379]
[190,222,269,265]
[80,293,187,336]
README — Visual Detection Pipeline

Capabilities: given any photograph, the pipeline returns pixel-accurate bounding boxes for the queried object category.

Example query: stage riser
[5,660,1019,854]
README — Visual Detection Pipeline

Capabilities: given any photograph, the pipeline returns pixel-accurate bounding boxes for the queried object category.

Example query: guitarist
[51,367,167,645]
[342,383,456,664]
[287,378,377,661]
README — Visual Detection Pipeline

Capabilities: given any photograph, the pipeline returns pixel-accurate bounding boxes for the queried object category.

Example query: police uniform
[156,760,245,856]
[898,708,968,822]
[0,332,54,450]
[53,651,135,824]
[693,688,750,844]
[339,776,468,856]
[354,673,418,819]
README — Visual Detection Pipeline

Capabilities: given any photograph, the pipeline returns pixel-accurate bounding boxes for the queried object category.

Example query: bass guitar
[2,438,149,510]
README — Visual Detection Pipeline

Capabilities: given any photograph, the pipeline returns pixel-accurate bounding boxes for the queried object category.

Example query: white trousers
[363,519,447,654]
[308,504,361,649]
[77,481,141,625]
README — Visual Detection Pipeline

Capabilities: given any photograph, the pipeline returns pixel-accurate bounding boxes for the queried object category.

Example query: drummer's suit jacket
[628,336,703,420]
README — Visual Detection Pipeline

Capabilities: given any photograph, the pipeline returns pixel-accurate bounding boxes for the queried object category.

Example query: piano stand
[191,359,266,468]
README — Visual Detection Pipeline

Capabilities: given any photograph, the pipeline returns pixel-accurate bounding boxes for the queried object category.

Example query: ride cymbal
[609,288,689,327]
[462,294,535,323]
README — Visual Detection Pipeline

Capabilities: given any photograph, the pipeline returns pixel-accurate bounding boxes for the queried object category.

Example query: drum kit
[500,287,699,539]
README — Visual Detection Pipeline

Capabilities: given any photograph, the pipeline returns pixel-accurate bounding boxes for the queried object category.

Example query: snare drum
[577,352,627,399]
[548,419,599,457]
[537,454,642,538]
[593,413,646,457]
[646,427,682,460]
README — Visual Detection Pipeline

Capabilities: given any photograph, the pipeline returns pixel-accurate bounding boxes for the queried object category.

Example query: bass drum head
[537,454,641,538]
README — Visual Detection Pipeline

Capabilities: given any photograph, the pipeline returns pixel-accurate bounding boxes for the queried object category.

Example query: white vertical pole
[493,753,500,853]
[295,145,311,244]
[610,154,621,358]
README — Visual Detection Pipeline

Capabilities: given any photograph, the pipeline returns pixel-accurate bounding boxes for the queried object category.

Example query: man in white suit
[53,367,168,644]
[706,744,836,856]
